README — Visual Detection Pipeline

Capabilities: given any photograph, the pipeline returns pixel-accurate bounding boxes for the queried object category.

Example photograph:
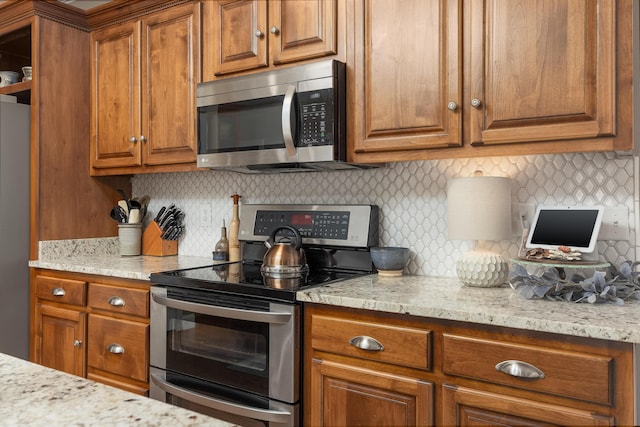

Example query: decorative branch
[509,261,640,305]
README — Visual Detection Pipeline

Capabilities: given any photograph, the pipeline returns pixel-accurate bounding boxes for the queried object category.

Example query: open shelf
[0,80,30,95]
[0,80,31,104]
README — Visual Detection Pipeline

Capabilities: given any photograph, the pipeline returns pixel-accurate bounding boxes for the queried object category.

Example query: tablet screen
[526,206,603,252]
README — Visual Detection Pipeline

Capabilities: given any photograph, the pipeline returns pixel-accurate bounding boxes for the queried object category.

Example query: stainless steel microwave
[197,60,373,173]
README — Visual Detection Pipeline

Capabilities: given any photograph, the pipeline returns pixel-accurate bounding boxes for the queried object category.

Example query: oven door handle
[151,293,292,324]
[150,372,293,424]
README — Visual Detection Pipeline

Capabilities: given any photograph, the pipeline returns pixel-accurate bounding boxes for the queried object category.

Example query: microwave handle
[282,85,297,157]
[151,292,292,324]
[151,372,293,424]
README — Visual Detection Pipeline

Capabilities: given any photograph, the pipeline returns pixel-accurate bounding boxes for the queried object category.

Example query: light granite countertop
[29,254,214,281]
[29,240,640,344]
[29,237,214,281]
[0,353,235,426]
[296,274,640,344]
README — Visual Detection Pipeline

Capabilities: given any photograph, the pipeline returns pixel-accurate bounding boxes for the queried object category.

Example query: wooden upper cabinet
[205,0,268,76]
[468,0,615,146]
[203,0,338,78]
[349,0,462,155]
[349,0,630,164]
[90,3,199,175]
[269,0,337,65]
[141,4,199,166]
[91,21,141,169]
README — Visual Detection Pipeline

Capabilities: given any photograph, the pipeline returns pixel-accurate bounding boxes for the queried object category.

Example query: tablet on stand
[525,205,604,262]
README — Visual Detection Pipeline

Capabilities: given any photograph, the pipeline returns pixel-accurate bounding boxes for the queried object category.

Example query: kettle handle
[266,226,303,250]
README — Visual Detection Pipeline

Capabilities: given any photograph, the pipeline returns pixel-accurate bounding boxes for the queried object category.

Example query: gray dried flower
[509,260,640,305]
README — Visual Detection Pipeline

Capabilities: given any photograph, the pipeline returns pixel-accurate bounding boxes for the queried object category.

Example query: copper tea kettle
[261,226,309,288]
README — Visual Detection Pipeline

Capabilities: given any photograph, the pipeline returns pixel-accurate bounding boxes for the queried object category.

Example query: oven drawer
[442,334,613,405]
[88,283,149,318]
[88,314,149,382]
[310,314,432,370]
[35,275,87,306]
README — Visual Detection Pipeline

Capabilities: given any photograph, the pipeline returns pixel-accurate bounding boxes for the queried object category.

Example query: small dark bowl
[371,247,410,276]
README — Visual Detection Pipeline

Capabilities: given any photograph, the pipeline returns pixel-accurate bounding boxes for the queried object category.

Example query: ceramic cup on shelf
[0,71,20,87]
[21,66,32,82]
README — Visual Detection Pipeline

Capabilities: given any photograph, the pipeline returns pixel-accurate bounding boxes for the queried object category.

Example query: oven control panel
[239,204,379,248]
[254,210,350,240]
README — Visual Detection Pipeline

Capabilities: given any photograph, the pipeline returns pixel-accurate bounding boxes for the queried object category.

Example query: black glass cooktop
[150,260,371,303]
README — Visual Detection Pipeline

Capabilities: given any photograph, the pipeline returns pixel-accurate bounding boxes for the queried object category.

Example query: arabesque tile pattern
[134,152,635,277]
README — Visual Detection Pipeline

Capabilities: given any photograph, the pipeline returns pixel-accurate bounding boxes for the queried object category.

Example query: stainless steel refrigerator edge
[0,96,30,359]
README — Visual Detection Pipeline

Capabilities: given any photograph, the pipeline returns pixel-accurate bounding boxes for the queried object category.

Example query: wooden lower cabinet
[310,358,433,426]
[304,304,635,427]
[31,269,150,395]
[37,304,86,377]
[442,385,614,427]
[87,315,149,384]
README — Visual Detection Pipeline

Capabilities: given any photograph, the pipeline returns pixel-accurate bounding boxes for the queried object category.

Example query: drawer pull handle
[52,287,66,297]
[495,360,545,379]
[349,335,384,352]
[73,339,82,348]
[107,343,125,355]
[107,296,126,307]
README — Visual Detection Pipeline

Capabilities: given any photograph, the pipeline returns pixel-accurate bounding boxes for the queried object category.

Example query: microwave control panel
[298,89,333,146]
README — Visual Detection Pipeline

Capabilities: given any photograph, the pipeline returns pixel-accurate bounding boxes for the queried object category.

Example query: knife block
[142,221,178,256]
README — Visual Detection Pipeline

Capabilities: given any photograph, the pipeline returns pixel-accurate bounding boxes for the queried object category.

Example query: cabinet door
[90,21,141,168]
[269,0,337,65]
[442,384,614,426]
[349,0,461,157]
[37,304,86,377]
[468,0,615,145]
[141,3,199,166]
[203,0,268,78]
[309,358,433,426]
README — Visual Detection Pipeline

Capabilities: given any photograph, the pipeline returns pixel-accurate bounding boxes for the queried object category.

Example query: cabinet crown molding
[0,0,88,31]
[86,0,192,30]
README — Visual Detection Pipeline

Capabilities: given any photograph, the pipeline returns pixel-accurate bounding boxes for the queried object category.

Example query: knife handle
[154,206,166,223]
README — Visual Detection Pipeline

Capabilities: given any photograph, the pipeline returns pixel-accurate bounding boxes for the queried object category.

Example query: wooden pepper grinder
[228,194,242,262]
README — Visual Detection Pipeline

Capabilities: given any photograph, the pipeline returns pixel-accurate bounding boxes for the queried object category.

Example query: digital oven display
[291,214,313,226]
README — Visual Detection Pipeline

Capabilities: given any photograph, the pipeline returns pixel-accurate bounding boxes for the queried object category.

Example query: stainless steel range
[149,204,379,426]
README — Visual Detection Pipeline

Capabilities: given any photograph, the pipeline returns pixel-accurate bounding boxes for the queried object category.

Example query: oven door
[150,286,299,404]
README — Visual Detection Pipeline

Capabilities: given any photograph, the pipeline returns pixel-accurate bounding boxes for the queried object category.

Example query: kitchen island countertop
[0,352,235,426]
[297,274,640,344]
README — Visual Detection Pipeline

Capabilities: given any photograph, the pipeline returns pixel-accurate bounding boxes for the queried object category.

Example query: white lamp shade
[447,176,512,241]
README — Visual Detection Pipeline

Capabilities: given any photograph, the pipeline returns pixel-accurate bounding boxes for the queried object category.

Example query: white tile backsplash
[133,151,636,277]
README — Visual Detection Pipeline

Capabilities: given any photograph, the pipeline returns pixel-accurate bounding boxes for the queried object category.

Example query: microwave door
[197,84,298,168]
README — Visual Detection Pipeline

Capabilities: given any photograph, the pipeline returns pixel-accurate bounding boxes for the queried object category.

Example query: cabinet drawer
[442,334,613,405]
[311,314,431,370]
[88,314,149,382]
[36,275,86,306]
[88,283,149,318]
